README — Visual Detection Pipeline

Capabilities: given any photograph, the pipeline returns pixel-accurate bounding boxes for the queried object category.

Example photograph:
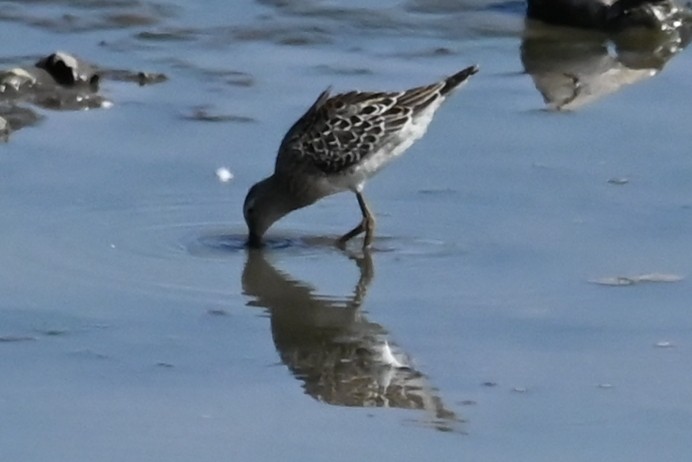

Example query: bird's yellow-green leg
[338,192,376,248]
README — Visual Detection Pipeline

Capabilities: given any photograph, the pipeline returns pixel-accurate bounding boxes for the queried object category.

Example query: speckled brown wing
[275,83,444,176]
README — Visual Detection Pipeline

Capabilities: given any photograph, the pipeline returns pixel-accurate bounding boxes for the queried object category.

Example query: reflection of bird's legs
[556,72,581,110]
[338,192,376,249]
[341,247,374,310]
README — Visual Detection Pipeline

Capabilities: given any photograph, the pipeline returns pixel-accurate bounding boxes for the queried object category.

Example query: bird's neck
[268,173,319,212]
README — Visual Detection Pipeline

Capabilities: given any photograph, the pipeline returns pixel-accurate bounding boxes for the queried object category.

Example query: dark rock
[102,69,168,86]
[0,51,164,140]
[35,51,99,88]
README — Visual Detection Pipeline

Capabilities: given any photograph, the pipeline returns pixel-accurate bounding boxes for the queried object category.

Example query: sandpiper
[244,65,479,248]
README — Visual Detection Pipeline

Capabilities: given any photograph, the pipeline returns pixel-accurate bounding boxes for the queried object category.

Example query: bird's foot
[337,216,375,250]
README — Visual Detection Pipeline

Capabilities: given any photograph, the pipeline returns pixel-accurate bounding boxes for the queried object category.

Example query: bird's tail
[441,65,479,95]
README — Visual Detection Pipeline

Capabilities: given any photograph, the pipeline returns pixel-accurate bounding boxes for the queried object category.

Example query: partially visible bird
[526,0,685,30]
[243,65,479,248]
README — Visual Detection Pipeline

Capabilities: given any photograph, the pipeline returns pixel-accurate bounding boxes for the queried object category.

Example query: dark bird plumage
[244,65,479,248]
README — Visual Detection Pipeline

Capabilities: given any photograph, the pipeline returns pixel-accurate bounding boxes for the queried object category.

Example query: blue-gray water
[1,1,691,461]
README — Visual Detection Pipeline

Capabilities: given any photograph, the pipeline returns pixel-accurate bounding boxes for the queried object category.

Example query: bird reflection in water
[241,248,460,432]
[521,17,691,110]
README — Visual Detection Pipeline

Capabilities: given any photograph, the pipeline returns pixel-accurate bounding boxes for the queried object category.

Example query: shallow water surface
[1,1,692,461]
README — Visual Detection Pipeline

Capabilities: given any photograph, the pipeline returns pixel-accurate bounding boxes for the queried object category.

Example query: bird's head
[243,176,291,248]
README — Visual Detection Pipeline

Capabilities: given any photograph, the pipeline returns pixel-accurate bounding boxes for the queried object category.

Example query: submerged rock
[527,0,690,31]
[589,273,684,285]
[0,115,8,140]
[0,51,166,141]
[0,51,107,139]
[101,68,168,86]
[0,104,43,137]
[2,51,108,110]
